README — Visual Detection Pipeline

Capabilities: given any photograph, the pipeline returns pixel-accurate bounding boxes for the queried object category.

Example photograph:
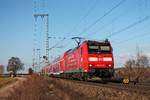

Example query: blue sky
[0,0,150,71]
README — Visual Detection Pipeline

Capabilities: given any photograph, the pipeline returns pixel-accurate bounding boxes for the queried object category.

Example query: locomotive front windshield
[88,42,111,54]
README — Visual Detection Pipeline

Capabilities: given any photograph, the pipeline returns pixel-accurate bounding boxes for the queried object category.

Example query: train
[42,39,114,81]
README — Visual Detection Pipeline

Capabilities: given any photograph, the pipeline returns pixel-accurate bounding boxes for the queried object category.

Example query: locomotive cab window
[100,46,111,53]
[88,42,111,54]
[88,46,99,54]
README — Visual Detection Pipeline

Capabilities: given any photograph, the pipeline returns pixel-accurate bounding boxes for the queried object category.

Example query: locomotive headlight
[103,57,112,61]
[89,64,92,67]
[84,69,88,72]
[108,64,111,67]
[88,57,98,61]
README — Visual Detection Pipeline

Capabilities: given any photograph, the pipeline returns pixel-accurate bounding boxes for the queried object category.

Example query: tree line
[116,51,150,83]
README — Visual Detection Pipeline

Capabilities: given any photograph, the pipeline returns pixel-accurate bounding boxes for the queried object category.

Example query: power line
[92,6,132,35]
[92,16,119,34]
[113,32,150,45]
[107,16,150,38]
[54,0,127,50]
[49,38,66,50]
[49,36,67,39]
[72,0,99,32]
[78,0,126,36]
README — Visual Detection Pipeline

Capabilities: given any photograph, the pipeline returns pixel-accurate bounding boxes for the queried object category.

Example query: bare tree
[136,55,149,68]
[7,57,24,75]
[124,59,136,80]
[135,53,149,82]
[124,52,149,82]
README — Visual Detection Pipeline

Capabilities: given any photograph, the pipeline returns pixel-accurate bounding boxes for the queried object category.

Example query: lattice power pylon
[33,14,49,71]
[33,0,49,72]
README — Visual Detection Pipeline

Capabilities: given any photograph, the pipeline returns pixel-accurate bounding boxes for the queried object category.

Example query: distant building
[0,64,4,74]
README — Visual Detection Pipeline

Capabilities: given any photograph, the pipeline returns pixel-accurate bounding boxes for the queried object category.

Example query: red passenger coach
[42,39,114,80]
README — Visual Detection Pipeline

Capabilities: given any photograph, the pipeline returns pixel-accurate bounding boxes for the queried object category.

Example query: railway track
[59,78,150,99]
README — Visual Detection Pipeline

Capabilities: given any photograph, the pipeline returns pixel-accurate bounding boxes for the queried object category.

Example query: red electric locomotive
[42,39,114,80]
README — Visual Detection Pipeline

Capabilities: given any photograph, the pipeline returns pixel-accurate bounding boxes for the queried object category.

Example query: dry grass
[5,74,58,100]
[3,75,87,100]
[49,78,87,100]
[1,75,148,100]
[0,78,17,89]
[50,78,148,100]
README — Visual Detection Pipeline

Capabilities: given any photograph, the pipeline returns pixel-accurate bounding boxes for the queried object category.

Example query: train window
[100,45,111,53]
[100,46,110,51]
[88,45,111,54]
[89,46,99,49]
[89,46,99,54]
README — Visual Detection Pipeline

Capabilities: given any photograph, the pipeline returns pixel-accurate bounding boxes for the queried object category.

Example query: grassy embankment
[0,77,17,89]
[1,75,148,100]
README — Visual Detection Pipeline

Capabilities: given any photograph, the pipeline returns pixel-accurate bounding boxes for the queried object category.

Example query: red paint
[42,40,114,75]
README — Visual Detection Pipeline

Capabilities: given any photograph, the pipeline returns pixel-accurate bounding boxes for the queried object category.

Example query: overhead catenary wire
[92,16,119,34]
[49,36,67,39]
[49,38,66,50]
[60,0,99,47]
[91,4,133,36]
[113,32,150,45]
[46,0,150,65]
[106,16,150,38]
[72,0,99,32]
[50,0,127,51]
[49,0,126,52]
[77,0,126,36]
